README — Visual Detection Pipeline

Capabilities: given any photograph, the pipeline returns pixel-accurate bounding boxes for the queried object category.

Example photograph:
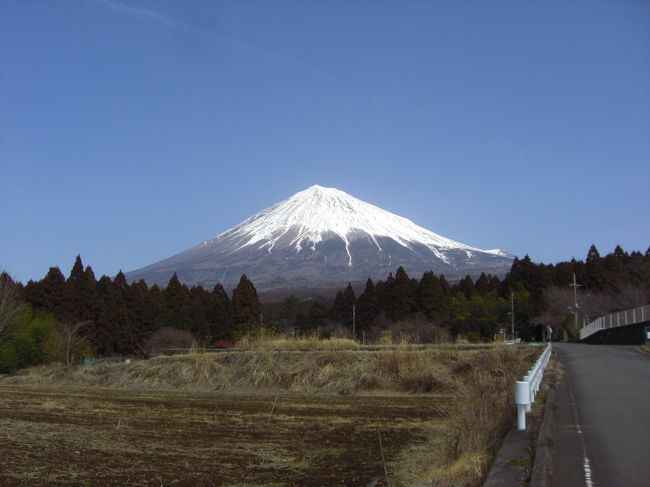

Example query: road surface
[552,343,650,487]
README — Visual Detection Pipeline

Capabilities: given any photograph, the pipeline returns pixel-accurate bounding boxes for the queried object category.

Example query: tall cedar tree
[331,283,356,326]
[164,273,193,331]
[458,275,475,300]
[416,271,448,322]
[208,283,232,339]
[188,286,211,338]
[93,274,135,354]
[23,267,66,319]
[63,256,99,323]
[356,278,378,329]
[231,275,261,337]
[387,267,416,321]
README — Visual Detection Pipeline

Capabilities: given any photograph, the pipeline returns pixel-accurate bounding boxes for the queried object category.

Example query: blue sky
[1,0,649,283]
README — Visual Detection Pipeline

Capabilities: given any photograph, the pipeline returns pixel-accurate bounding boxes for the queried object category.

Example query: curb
[482,426,530,487]
[530,359,558,487]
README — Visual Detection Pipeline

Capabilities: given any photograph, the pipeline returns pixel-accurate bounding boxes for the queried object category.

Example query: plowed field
[0,385,448,486]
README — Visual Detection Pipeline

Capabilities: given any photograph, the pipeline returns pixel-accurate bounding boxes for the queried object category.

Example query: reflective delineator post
[515,380,530,430]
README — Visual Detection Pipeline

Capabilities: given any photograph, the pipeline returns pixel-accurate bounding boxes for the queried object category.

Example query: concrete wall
[581,320,650,345]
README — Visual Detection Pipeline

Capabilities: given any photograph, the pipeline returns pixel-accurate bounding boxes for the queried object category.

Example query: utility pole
[352,304,356,340]
[569,272,580,331]
[510,289,515,339]
[570,273,581,336]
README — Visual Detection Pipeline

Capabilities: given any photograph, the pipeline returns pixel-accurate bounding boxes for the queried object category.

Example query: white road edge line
[570,391,595,487]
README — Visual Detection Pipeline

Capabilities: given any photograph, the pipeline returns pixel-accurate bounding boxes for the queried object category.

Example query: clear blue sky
[1,0,649,283]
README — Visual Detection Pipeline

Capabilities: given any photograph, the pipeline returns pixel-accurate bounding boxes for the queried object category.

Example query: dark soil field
[0,385,448,486]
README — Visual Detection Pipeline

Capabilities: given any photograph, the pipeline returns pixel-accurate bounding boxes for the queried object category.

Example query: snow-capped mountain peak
[127,185,513,291]
[207,185,482,266]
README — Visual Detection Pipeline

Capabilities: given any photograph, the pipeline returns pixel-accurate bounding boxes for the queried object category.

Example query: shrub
[0,308,58,372]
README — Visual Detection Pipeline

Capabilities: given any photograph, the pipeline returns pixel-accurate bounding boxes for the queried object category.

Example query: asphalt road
[552,343,650,487]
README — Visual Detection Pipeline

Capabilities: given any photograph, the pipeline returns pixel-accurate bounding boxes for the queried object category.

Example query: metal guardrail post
[515,343,552,431]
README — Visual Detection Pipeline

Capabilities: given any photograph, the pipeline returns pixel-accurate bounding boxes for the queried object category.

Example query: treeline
[2,244,649,367]
[321,244,650,341]
[3,256,263,357]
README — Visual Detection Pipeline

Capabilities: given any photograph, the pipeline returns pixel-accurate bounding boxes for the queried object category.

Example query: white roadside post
[515,379,530,430]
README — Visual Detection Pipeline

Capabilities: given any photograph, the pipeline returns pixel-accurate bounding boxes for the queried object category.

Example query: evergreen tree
[374,273,393,317]
[613,245,626,259]
[416,271,448,322]
[584,245,605,290]
[212,283,230,311]
[231,275,261,337]
[331,283,356,326]
[457,275,475,300]
[63,256,98,323]
[163,273,193,331]
[506,255,549,318]
[474,273,490,295]
[128,280,155,341]
[209,283,232,339]
[586,244,601,263]
[146,284,167,334]
[24,267,66,320]
[93,275,134,354]
[356,278,378,329]
[439,275,451,298]
[188,286,211,338]
[388,267,416,321]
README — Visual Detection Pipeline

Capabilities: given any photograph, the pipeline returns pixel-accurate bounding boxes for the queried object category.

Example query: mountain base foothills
[1,244,648,486]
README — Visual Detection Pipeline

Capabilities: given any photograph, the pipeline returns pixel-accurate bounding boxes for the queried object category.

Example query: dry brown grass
[236,332,359,351]
[394,346,537,487]
[5,343,538,486]
[7,344,522,398]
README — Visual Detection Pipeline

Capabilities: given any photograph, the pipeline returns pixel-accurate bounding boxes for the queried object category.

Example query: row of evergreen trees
[15,256,262,354]
[325,244,650,340]
[6,244,649,354]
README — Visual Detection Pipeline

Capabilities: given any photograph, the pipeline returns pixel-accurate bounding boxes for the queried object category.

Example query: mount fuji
[126,185,513,291]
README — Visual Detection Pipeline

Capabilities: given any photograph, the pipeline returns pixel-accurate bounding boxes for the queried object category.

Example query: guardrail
[515,343,552,430]
[579,304,650,341]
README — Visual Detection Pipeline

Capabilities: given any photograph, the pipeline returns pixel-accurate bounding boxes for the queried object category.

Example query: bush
[0,307,58,372]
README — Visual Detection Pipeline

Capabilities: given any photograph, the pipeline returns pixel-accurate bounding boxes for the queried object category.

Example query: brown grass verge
[4,344,538,486]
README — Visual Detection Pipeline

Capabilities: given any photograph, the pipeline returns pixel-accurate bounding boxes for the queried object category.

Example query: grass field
[0,344,537,486]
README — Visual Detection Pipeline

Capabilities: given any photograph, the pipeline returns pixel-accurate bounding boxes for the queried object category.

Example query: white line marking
[570,392,595,487]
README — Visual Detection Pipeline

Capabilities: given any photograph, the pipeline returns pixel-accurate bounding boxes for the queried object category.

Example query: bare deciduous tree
[538,283,650,340]
[58,320,92,367]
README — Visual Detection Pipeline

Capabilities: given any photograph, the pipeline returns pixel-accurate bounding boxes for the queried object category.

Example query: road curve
[552,343,650,487]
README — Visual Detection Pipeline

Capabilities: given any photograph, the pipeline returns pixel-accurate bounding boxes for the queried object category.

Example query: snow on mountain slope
[202,185,487,266]
[126,185,513,290]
